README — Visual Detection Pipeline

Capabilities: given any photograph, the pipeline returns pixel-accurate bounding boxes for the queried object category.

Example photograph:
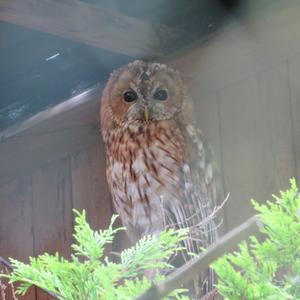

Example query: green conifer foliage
[212,178,300,300]
[1,211,189,300]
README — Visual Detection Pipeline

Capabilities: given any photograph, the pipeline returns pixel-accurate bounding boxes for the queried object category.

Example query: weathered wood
[287,54,300,182]
[32,158,73,256]
[71,144,112,233]
[167,1,300,94]
[0,177,36,300]
[1,1,300,190]
[0,85,102,186]
[218,77,259,230]
[0,84,102,139]
[0,0,174,58]
[32,158,72,300]
[219,63,294,230]
[257,62,295,187]
[0,3,300,272]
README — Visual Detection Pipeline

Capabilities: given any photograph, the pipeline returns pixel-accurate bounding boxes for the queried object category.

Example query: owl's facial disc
[103,61,186,125]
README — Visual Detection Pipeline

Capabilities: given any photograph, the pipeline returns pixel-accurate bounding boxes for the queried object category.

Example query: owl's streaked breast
[100,60,218,297]
[105,120,185,240]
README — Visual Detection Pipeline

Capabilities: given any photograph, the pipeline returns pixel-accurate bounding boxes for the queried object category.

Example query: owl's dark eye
[123,90,138,102]
[153,89,168,101]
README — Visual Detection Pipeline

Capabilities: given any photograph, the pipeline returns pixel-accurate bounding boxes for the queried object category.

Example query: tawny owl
[100,60,218,296]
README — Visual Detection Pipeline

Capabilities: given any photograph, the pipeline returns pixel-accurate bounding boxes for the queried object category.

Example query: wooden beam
[1,0,300,187]
[135,216,261,300]
[0,0,180,58]
[165,1,300,94]
[0,84,103,186]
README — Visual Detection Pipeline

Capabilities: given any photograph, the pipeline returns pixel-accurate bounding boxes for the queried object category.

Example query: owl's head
[101,60,188,129]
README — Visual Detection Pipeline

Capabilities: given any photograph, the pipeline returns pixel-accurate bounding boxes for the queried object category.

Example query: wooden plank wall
[0,142,112,299]
[1,3,300,299]
[163,2,300,233]
[178,3,300,231]
[218,63,295,230]
[1,45,300,300]
[1,58,298,296]
[1,51,299,295]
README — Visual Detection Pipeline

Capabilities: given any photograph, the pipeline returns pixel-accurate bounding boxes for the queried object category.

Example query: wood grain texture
[0,5,300,289]
[71,143,112,232]
[0,0,171,58]
[257,63,296,187]
[167,2,300,94]
[32,158,73,256]
[2,1,300,190]
[287,54,300,182]
[0,177,36,299]
[32,158,72,300]
[0,85,102,186]
[219,63,295,230]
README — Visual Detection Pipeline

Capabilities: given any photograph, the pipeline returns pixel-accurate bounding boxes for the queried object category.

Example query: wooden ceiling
[0,0,248,185]
[0,0,240,130]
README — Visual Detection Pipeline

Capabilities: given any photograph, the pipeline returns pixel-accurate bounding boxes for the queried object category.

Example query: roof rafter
[0,0,181,58]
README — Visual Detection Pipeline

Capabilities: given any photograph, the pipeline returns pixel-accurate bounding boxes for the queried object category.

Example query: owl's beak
[144,106,149,122]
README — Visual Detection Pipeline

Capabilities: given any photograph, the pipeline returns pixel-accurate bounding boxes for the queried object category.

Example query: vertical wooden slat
[32,158,72,300]
[219,62,294,230]
[257,62,296,186]
[71,141,129,258]
[0,177,36,300]
[287,54,300,182]
[71,142,112,232]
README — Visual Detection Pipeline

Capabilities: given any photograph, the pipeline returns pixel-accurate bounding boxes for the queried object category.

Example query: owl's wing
[164,123,220,248]
[163,122,219,293]
[182,124,219,246]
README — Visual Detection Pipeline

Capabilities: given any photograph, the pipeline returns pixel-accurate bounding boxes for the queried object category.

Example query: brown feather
[100,61,220,298]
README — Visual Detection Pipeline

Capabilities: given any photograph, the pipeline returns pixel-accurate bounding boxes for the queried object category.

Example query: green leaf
[212,178,300,300]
